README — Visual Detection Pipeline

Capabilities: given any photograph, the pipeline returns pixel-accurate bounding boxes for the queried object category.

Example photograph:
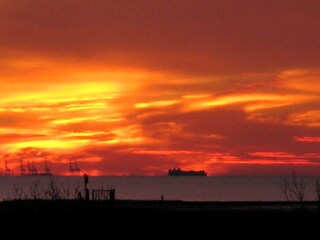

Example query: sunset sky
[1,0,320,176]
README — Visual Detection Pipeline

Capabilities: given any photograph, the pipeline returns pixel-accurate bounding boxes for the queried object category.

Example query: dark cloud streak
[1,0,320,74]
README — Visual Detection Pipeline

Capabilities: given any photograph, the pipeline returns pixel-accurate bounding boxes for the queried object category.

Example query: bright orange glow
[294,136,320,143]
[9,139,89,150]
[185,93,314,112]
[287,111,320,127]
[135,100,179,109]
[1,1,320,176]
[1,66,320,175]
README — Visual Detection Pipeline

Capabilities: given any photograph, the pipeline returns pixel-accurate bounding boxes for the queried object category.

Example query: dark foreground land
[1,200,319,236]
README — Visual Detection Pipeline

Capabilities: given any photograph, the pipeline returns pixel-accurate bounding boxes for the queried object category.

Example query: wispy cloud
[1,1,320,175]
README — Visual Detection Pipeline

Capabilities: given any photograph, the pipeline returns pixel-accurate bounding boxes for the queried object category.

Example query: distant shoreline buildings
[19,160,53,176]
[2,160,81,176]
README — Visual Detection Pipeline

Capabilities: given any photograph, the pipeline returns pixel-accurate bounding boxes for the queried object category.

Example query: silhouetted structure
[27,161,38,175]
[21,160,52,176]
[4,161,11,176]
[74,160,80,172]
[168,168,207,176]
[38,160,52,176]
[69,160,81,175]
[84,173,89,200]
[20,160,26,176]
[69,160,73,172]
[91,189,116,201]
[44,160,50,174]
[91,188,116,207]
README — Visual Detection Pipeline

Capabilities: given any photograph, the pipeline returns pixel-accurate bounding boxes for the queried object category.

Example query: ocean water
[0,176,318,201]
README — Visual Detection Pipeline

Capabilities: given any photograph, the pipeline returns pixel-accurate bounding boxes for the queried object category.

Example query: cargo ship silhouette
[168,168,207,176]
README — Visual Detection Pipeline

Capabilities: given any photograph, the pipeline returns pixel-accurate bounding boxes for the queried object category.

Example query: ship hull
[168,169,207,176]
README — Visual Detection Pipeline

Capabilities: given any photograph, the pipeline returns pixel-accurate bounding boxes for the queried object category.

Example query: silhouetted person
[159,195,164,209]
[77,191,83,200]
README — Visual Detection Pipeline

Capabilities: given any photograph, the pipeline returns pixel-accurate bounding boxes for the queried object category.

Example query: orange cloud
[287,111,320,127]
[135,100,179,109]
[1,1,320,176]
[294,136,320,143]
[184,93,312,112]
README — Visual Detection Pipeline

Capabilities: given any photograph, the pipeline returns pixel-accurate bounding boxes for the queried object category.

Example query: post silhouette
[84,173,89,201]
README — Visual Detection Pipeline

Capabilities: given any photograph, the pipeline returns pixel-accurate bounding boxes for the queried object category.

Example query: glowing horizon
[1,1,320,176]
